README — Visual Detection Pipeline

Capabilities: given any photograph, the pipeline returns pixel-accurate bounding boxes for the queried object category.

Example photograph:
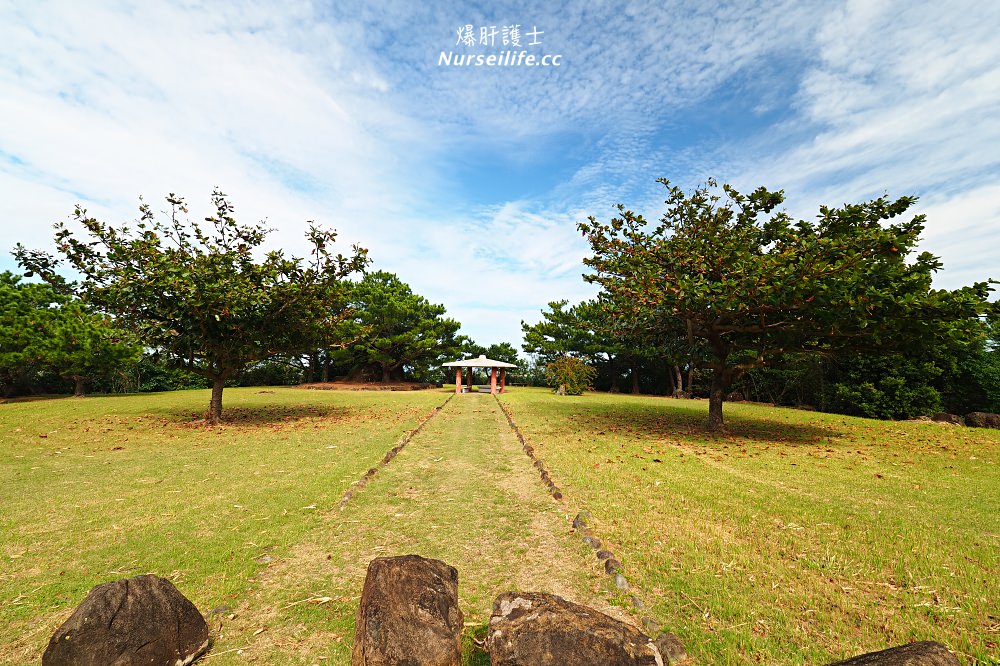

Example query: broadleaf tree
[16,191,368,422]
[546,354,597,395]
[579,178,996,431]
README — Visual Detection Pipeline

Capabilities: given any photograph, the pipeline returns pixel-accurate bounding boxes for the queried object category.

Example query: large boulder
[825,641,960,665]
[965,412,1000,429]
[42,574,209,666]
[352,554,463,666]
[487,591,662,666]
[931,413,964,425]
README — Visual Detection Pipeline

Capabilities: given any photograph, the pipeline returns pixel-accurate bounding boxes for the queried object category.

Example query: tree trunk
[208,377,225,424]
[686,366,695,396]
[321,354,330,383]
[607,355,620,393]
[72,375,86,397]
[708,369,726,432]
[307,352,318,383]
[674,365,684,397]
[706,335,733,432]
[381,363,391,384]
[630,357,640,394]
[666,366,676,395]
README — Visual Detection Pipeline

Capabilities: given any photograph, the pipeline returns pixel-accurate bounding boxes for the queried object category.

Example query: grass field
[2,386,998,664]
[501,390,1000,665]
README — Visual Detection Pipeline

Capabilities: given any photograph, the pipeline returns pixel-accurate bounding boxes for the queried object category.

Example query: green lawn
[500,389,1000,665]
[1,388,445,664]
[2,387,997,665]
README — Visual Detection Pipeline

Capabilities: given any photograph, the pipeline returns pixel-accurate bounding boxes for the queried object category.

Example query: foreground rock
[825,641,960,665]
[42,574,209,666]
[965,412,1000,429]
[353,554,463,666]
[487,591,662,666]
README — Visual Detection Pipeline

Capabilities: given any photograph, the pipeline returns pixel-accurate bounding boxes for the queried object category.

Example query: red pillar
[490,367,498,394]
[466,367,473,392]
[500,368,507,393]
[455,367,462,394]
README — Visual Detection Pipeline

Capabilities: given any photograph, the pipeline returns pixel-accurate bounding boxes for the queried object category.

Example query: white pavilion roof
[443,354,517,368]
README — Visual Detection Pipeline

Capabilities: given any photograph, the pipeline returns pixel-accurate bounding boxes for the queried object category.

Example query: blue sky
[2,1,999,349]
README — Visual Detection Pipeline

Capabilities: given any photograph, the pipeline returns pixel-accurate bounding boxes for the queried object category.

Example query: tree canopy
[579,178,996,430]
[344,271,462,383]
[16,191,367,422]
[43,300,138,397]
[0,272,137,397]
[522,296,662,394]
[0,272,60,397]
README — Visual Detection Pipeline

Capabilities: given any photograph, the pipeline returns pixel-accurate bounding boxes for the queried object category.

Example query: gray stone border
[571,511,689,662]
[494,395,563,501]
[493,396,686,660]
[571,512,659,631]
[337,394,454,510]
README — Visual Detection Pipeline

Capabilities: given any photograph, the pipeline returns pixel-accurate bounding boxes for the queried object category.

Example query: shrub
[827,353,943,420]
[545,355,597,396]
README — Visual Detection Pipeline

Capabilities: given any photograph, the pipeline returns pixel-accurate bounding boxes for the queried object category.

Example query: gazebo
[443,355,518,394]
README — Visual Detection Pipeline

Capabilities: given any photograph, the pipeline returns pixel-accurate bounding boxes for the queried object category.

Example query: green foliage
[828,353,943,420]
[43,301,139,396]
[343,271,462,382]
[736,355,827,408]
[238,359,304,387]
[580,178,995,429]
[0,272,60,396]
[16,191,367,421]
[735,340,1000,419]
[939,339,1000,414]
[0,272,138,397]
[522,300,602,362]
[129,354,212,392]
[545,354,596,395]
[519,355,550,387]
[523,296,663,394]
[483,342,519,366]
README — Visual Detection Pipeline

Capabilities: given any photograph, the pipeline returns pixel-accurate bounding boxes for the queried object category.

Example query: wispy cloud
[725,0,1000,292]
[1,1,997,350]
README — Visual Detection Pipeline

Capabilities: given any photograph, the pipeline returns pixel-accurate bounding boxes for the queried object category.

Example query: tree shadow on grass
[148,403,357,428]
[1,393,100,403]
[560,399,839,448]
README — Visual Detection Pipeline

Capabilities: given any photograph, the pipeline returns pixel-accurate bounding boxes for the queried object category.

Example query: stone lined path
[231,393,631,664]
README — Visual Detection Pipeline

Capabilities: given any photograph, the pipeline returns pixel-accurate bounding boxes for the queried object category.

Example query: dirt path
[230,393,626,664]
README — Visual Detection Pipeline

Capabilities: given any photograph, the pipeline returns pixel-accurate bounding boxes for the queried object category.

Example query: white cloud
[2,0,997,353]
[0,1,429,260]
[726,0,1000,292]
